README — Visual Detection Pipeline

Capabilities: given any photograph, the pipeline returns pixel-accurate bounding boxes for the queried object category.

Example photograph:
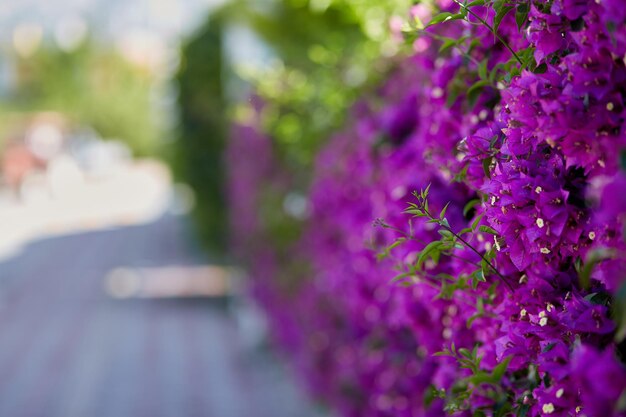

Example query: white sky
[0,0,226,46]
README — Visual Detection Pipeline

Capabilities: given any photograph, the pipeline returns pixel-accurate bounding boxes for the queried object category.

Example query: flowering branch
[450,0,523,65]
[406,185,514,292]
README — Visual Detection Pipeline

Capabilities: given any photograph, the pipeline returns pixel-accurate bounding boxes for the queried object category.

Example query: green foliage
[403,185,513,293]
[403,0,536,111]
[577,247,615,290]
[174,0,410,254]
[1,42,160,155]
[238,0,405,169]
[434,344,513,414]
[173,13,230,255]
[376,184,514,308]
[614,281,626,342]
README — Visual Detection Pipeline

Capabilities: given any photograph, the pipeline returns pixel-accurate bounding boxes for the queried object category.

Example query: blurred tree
[1,41,160,155]
[173,0,409,254]
[173,13,229,256]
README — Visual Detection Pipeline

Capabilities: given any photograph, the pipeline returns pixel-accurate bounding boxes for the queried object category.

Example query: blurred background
[0,0,407,415]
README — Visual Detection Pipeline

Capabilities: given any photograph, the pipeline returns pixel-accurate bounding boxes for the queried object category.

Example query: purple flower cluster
[227,1,626,416]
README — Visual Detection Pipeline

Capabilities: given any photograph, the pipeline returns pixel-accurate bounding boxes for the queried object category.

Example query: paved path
[0,214,326,417]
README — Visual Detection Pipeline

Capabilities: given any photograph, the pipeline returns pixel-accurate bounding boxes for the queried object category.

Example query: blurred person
[1,137,46,200]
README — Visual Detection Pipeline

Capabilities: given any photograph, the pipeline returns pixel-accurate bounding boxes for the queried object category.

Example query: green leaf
[406,208,426,217]
[488,62,503,84]
[391,271,413,283]
[440,202,451,220]
[468,38,482,53]
[427,12,465,27]
[481,157,493,179]
[428,12,454,25]
[417,241,443,270]
[613,281,626,342]
[453,163,469,183]
[481,258,491,281]
[471,274,480,290]
[515,4,530,31]
[542,342,556,353]
[492,356,511,381]
[466,0,487,6]
[432,247,442,265]
[388,238,406,251]
[467,311,482,327]
[467,79,491,107]
[458,348,472,358]
[439,38,457,54]
[579,247,614,290]
[517,46,537,70]
[493,5,514,37]
[516,404,530,417]
[477,60,488,80]
[446,82,462,107]
[471,213,485,231]
[533,62,548,74]
[479,225,498,235]
[378,238,407,261]
[423,183,432,199]
[463,199,480,217]
[466,371,494,386]
[475,269,486,282]
[585,291,610,306]
[438,36,469,54]
[476,297,485,313]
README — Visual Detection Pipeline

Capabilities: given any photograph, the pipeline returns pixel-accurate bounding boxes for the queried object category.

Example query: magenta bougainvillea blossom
[228,1,626,416]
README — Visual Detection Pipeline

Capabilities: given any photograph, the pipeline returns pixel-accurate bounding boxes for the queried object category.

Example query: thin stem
[447,227,514,291]
[422,207,514,292]
[391,230,485,270]
[380,222,486,271]
[451,0,523,65]
[380,223,411,238]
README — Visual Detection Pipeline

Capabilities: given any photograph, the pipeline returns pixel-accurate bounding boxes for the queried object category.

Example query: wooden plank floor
[0,215,326,417]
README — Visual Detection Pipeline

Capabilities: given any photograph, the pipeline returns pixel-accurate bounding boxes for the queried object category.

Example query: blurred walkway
[0,162,327,417]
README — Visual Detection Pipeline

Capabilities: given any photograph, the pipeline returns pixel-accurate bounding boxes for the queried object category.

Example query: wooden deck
[0,214,326,417]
